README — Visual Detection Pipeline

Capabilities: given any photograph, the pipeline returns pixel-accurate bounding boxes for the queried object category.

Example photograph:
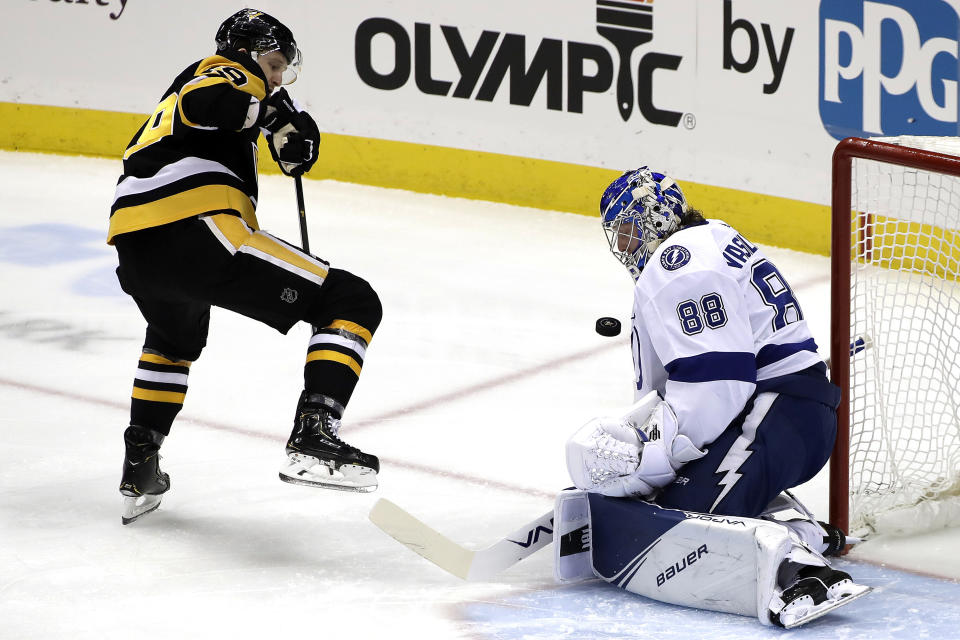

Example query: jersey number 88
[677,293,727,335]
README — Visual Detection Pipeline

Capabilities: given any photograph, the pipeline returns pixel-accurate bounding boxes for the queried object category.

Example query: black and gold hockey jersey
[108,51,268,244]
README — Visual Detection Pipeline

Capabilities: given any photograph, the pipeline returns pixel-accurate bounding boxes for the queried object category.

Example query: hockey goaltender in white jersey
[562,167,872,628]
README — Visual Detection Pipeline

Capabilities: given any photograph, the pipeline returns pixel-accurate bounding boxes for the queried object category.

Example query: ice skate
[279,393,379,493]
[119,425,170,525]
[769,565,872,628]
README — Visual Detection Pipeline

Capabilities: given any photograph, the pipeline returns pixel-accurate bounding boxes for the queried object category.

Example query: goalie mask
[599,167,688,280]
[216,9,302,84]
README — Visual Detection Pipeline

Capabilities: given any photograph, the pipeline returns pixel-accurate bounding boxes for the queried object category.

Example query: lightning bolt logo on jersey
[819,0,960,139]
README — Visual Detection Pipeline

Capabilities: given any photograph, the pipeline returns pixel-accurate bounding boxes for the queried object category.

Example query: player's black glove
[263,88,321,177]
[267,117,320,177]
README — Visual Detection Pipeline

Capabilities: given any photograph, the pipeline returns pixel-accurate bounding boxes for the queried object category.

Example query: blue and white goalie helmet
[599,167,688,280]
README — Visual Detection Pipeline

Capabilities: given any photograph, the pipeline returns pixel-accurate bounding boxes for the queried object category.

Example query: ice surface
[1,152,958,639]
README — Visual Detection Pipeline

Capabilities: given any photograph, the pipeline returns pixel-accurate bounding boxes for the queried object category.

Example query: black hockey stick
[295,175,310,253]
[293,175,318,334]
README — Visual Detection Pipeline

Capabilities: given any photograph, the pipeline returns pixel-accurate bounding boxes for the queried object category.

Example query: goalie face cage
[830,136,960,539]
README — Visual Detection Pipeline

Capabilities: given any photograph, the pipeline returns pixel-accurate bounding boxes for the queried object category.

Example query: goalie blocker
[554,490,871,628]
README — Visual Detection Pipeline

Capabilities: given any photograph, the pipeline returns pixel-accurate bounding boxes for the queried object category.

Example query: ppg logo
[819,0,959,139]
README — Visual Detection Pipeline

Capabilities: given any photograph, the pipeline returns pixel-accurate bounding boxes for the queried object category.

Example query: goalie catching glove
[565,391,706,498]
[262,88,321,177]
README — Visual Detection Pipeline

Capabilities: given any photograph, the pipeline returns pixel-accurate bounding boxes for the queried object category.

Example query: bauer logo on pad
[819,0,960,139]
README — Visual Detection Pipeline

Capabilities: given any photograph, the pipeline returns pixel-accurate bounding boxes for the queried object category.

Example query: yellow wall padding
[0,101,831,255]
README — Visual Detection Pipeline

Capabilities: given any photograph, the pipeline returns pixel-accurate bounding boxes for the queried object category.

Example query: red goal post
[830,136,960,538]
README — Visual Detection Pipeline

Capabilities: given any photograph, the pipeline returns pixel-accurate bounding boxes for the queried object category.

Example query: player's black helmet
[215,9,302,83]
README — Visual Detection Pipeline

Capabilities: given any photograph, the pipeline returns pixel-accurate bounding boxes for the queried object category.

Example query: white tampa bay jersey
[631,219,823,450]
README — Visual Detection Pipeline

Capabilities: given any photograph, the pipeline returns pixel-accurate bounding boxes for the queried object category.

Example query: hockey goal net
[830,136,960,539]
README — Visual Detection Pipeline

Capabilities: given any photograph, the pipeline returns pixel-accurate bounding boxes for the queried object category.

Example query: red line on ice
[0,339,621,500]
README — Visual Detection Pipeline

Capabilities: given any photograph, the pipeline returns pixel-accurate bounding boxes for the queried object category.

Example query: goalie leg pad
[586,494,799,626]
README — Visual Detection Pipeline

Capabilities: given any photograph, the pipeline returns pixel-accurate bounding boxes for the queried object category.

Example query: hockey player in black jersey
[111,9,383,524]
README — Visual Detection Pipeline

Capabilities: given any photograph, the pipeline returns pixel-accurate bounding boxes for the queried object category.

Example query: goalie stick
[369,490,844,582]
[370,485,865,582]
[368,498,554,581]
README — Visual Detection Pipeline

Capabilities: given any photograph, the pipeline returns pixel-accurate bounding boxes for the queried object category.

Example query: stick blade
[369,498,474,580]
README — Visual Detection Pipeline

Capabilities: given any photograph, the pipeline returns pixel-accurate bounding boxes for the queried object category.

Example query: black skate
[795,565,867,601]
[119,425,170,525]
[279,393,379,493]
[769,564,872,628]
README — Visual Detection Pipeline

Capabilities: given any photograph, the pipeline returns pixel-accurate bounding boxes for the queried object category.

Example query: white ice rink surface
[1,151,959,639]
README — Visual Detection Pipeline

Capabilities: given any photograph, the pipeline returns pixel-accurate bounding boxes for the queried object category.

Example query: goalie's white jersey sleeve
[631,220,823,450]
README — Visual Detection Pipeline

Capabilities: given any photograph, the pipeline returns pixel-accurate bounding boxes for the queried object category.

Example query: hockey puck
[595,317,621,337]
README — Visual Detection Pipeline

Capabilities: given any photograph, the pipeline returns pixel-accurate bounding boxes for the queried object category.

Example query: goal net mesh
[847,136,960,538]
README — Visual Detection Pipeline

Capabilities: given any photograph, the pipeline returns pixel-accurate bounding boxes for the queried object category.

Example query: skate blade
[279,454,378,493]
[121,494,163,525]
[780,584,873,629]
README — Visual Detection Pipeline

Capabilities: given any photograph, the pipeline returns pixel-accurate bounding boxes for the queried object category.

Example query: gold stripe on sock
[140,352,192,367]
[132,387,187,404]
[325,319,373,345]
[305,349,362,376]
